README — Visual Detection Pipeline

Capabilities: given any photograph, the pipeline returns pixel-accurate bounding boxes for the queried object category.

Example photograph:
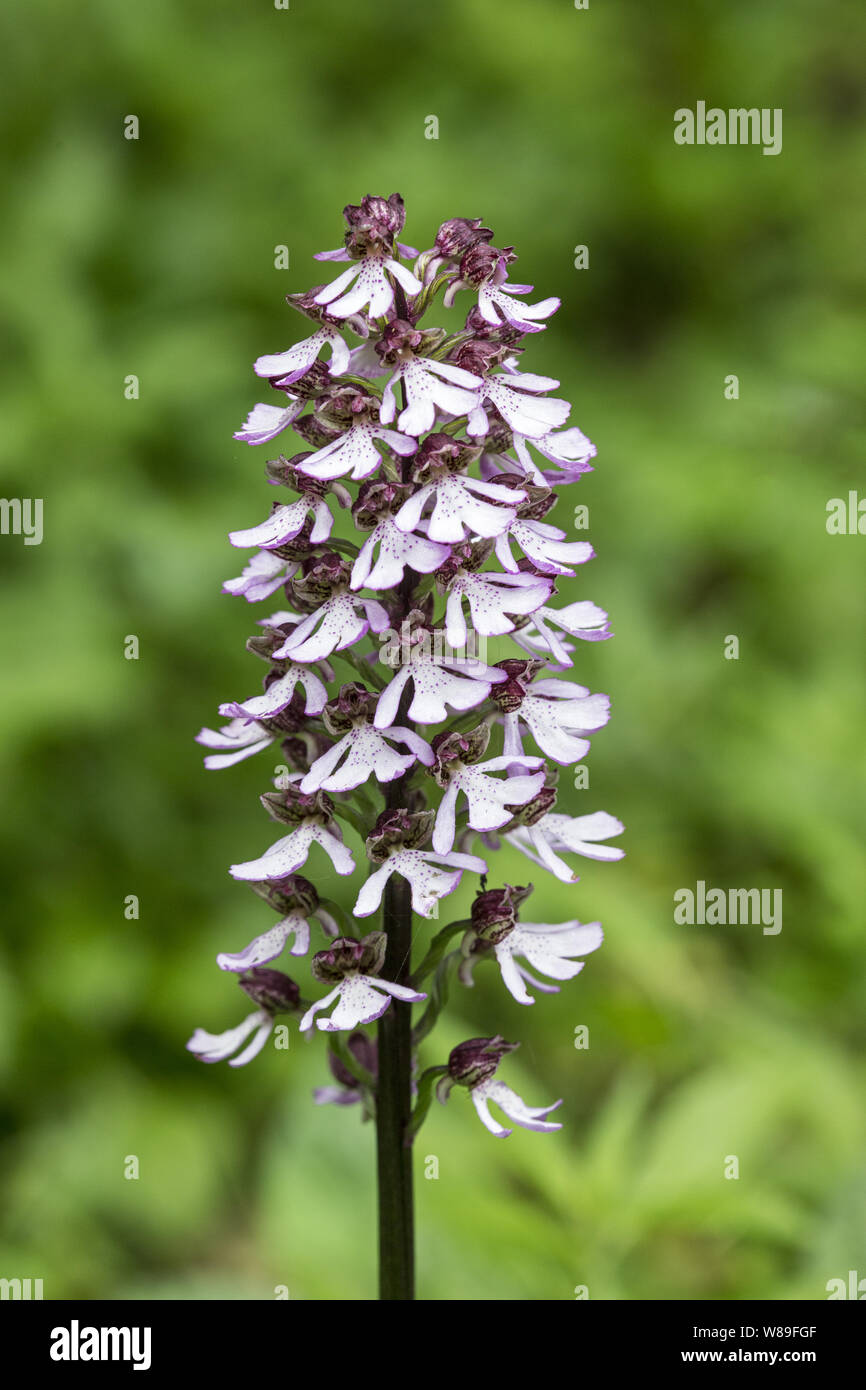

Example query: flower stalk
[190,194,624,1300]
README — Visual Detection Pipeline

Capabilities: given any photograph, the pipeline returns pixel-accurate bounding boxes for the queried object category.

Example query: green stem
[377,852,415,1299]
[411,919,471,987]
[412,949,460,1046]
[405,1066,448,1145]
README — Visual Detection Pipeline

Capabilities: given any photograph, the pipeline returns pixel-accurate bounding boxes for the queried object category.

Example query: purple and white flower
[501,678,610,765]
[229,496,335,550]
[490,919,603,1005]
[494,520,594,576]
[300,723,433,794]
[505,810,625,882]
[511,600,612,665]
[512,425,596,484]
[374,647,506,730]
[230,819,355,882]
[233,398,303,446]
[216,913,310,972]
[351,517,449,591]
[300,936,426,1033]
[312,252,422,320]
[380,357,481,437]
[187,1010,274,1067]
[188,968,301,1066]
[273,593,389,664]
[295,418,417,482]
[219,662,330,724]
[394,472,522,543]
[475,262,559,335]
[302,973,424,1032]
[355,845,486,920]
[218,877,338,973]
[223,550,299,602]
[444,569,553,648]
[467,369,571,441]
[467,1077,563,1137]
[441,1036,562,1138]
[196,716,275,770]
[198,194,625,1159]
[432,754,547,854]
[253,325,350,384]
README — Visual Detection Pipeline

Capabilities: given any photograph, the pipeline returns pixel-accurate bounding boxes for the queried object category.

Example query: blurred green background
[1,0,865,1301]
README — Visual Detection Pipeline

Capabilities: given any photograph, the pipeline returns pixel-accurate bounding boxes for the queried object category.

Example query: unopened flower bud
[316,384,377,429]
[322,682,379,734]
[489,658,544,712]
[458,243,516,286]
[291,551,350,607]
[502,784,557,828]
[248,873,319,916]
[434,217,494,260]
[239,967,301,1014]
[246,623,296,662]
[342,192,406,256]
[311,932,386,983]
[431,726,491,783]
[258,690,308,737]
[352,479,411,530]
[366,808,435,861]
[274,359,332,398]
[264,454,330,498]
[375,318,424,365]
[471,883,534,942]
[434,541,476,585]
[291,414,344,451]
[410,432,481,485]
[447,1035,518,1088]
[261,784,334,826]
[516,484,557,522]
[464,304,525,347]
[453,338,510,377]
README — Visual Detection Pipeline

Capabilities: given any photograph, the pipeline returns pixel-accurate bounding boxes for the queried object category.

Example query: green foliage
[1,0,864,1300]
